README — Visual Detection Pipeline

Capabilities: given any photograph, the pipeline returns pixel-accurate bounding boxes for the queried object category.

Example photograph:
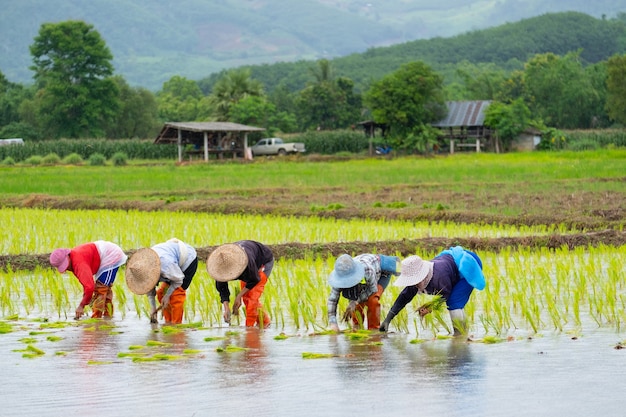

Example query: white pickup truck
[250,137,306,156]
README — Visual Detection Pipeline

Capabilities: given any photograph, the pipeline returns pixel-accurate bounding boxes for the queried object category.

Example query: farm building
[432,101,493,153]
[154,122,265,162]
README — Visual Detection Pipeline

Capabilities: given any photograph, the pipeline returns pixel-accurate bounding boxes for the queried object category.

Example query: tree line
[1,16,626,153]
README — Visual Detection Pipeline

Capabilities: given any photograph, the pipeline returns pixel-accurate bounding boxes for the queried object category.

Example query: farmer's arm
[72,262,95,309]
[327,287,341,331]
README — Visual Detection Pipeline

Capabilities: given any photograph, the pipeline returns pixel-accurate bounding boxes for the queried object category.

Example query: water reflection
[215,328,271,388]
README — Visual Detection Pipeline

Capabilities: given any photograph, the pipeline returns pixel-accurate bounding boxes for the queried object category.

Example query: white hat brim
[393,260,434,287]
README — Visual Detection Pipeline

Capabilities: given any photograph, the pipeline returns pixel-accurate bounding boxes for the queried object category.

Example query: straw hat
[393,255,434,287]
[328,254,365,288]
[206,243,248,282]
[125,248,161,295]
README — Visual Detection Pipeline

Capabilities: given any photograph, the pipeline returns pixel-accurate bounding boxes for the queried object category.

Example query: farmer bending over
[379,246,485,336]
[50,241,128,320]
[327,253,399,331]
[125,238,198,324]
[207,240,274,328]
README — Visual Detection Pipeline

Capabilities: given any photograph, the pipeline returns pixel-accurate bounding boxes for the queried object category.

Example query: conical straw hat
[125,248,161,295]
[206,243,248,282]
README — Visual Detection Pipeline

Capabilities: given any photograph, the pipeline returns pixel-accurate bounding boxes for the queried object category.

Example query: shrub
[24,155,43,165]
[88,153,107,166]
[2,156,15,165]
[110,151,128,166]
[62,153,83,165]
[568,139,600,151]
[41,153,61,165]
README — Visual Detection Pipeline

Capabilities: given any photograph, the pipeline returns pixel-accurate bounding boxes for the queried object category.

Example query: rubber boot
[365,284,384,329]
[449,309,467,336]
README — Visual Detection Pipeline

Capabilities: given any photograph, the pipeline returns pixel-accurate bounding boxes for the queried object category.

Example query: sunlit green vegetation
[2,245,625,337]
[0,207,573,255]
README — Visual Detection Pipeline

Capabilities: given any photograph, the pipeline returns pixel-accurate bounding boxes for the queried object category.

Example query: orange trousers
[157,284,187,324]
[91,282,113,318]
[241,270,270,327]
[353,284,384,330]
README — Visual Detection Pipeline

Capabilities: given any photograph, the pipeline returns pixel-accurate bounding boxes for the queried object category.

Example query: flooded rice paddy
[2,314,626,417]
[1,246,625,416]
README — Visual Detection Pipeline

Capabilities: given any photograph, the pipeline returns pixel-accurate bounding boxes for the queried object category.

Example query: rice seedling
[146,340,172,347]
[46,336,63,342]
[302,352,335,359]
[0,207,577,256]
[1,233,624,337]
[216,345,247,353]
[87,360,113,365]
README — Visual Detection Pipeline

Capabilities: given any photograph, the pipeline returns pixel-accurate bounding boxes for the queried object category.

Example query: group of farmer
[49,238,485,335]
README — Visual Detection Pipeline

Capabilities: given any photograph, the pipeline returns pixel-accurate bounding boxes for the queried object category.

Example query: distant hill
[0,0,625,90]
[204,12,626,94]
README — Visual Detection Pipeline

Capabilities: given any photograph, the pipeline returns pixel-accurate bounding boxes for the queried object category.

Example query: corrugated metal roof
[155,122,265,144]
[432,100,492,127]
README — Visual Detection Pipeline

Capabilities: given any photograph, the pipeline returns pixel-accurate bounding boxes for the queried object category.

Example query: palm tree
[210,69,264,120]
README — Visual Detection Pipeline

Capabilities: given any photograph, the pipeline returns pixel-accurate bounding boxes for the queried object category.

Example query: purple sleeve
[389,285,419,316]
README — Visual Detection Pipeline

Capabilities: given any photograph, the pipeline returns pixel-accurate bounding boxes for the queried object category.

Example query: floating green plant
[46,335,63,342]
[3,314,18,320]
[132,353,184,362]
[274,333,289,340]
[87,360,113,365]
[0,322,14,334]
[28,331,50,336]
[302,352,335,359]
[478,335,505,344]
[204,336,226,342]
[409,338,426,344]
[17,344,45,358]
[182,349,202,354]
[216,345,247,353]
[128,345,145,350]
[346,332,370,340]
[39,322,71,329]
[55,351,67,356]
[146,340,173,347]
[118,352,148,358]
[19,337,38,344]
[224,331,240,336]
[161,326,183,334]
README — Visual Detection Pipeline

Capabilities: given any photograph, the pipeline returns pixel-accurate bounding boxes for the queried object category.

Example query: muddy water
[1,317,625,417]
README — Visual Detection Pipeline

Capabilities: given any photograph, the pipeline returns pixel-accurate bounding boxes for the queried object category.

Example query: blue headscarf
[436,246,485,290]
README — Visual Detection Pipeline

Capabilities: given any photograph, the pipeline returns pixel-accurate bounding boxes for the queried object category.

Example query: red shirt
[69,243,101,307]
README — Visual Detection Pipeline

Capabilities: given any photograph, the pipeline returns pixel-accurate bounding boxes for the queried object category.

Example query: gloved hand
[150,310,158,324]
[379,311,396,332]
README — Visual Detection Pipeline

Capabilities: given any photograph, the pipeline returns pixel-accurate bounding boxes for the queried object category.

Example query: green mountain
[0,0,624,90]
[207,11,626,94]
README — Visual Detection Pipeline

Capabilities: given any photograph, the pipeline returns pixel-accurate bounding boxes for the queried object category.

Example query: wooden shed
[154,122,265,162]
[432,101,493,153]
